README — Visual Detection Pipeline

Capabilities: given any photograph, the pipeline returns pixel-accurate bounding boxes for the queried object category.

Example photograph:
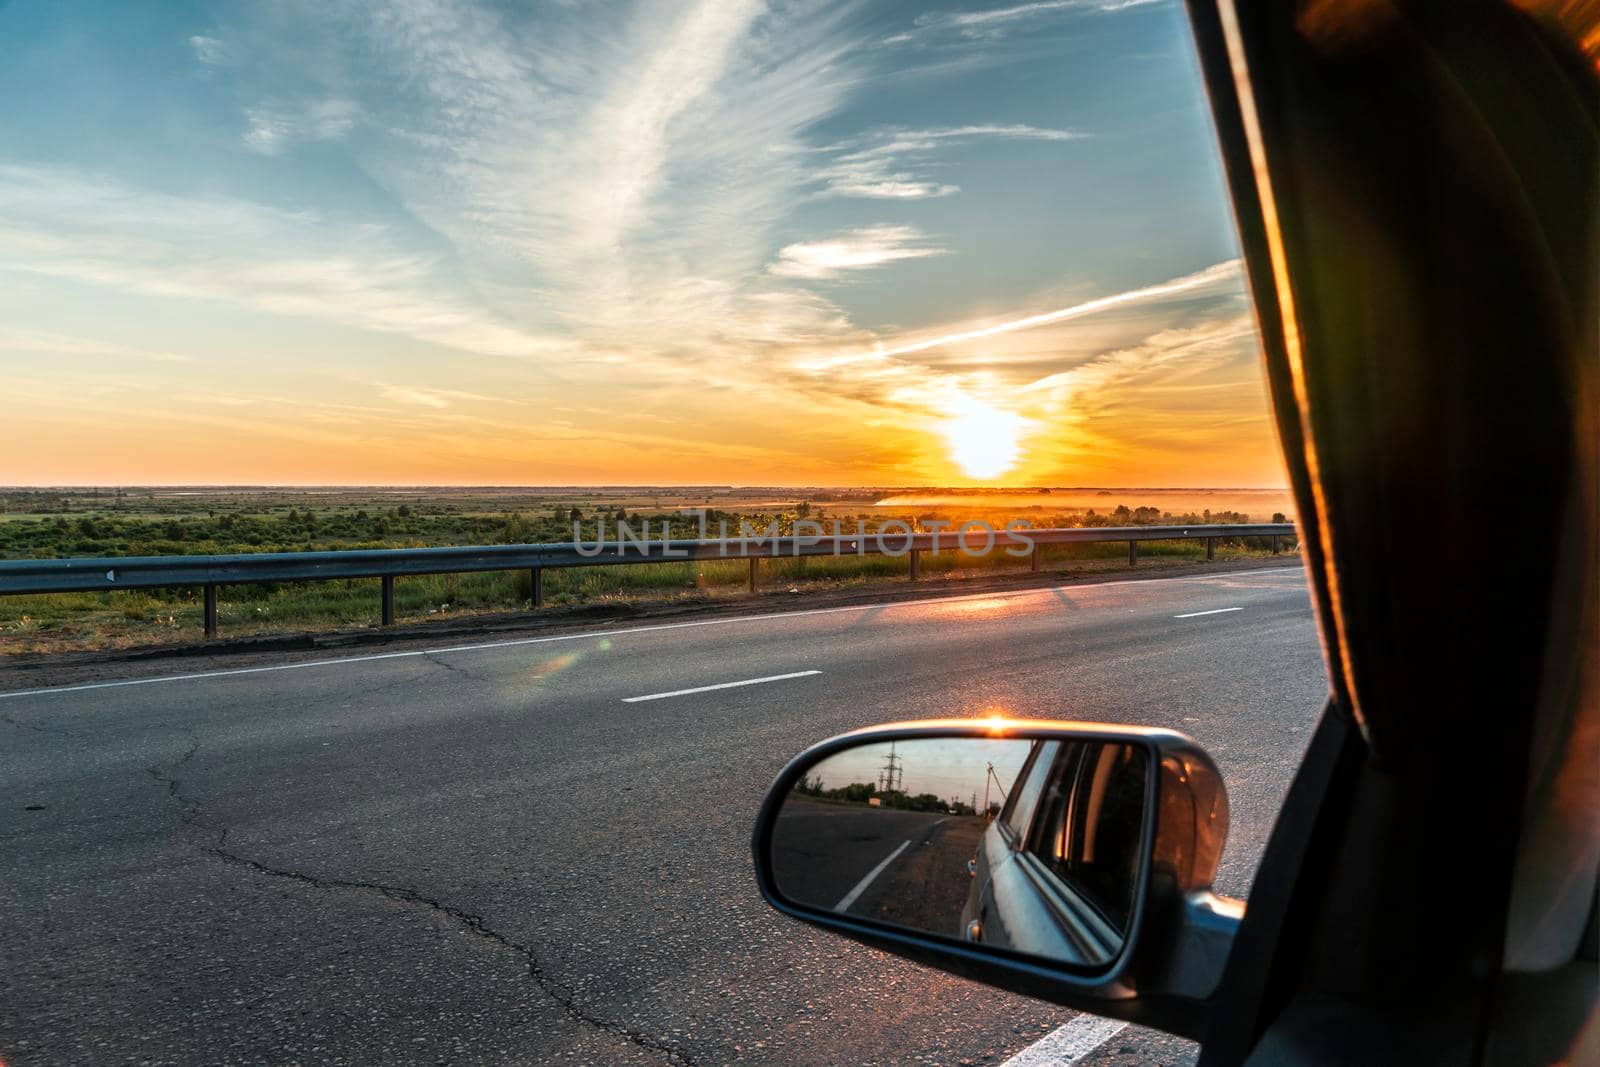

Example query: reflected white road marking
[1174,606,1244,618]
[621,669,821,703]
[835,839,911,912]
[1001,1014,1128,1066]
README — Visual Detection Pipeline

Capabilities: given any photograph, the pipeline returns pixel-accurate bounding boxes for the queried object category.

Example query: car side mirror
[751,720,1241,1036]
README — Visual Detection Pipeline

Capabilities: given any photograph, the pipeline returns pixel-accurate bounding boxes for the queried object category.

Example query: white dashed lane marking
[1174,607,1243,619]
[621,669,822,703]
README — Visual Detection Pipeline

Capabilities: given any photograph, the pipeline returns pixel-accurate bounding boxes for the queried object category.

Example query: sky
[0,0,1286,488]
[806,737,1033,808]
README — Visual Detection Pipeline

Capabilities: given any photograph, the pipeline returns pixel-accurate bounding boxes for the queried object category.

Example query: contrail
[836,258,1242,364]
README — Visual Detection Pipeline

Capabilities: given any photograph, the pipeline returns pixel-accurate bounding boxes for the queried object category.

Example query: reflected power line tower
[877,742,904,794]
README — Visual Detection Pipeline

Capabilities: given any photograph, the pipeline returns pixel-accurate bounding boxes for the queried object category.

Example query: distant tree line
[792,775,975,816]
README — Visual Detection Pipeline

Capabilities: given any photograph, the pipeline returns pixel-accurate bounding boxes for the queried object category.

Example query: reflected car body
[961,739,1147,968]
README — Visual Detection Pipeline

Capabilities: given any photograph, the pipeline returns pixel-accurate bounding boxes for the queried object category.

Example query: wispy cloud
[776,260,1254,467]
[313,0,868,353]
[0,164,570,361]
[378,385,450,409]
[377,384,523,408]
[243,98,360,155]
[1024,313,1259,406]
[168,4,1078,365]
[0,327,193,363]
[812,124,1082,199]
[566,1,765,256]
[188,35,229,66]
[1013,312,1266,480]
[889,0,1165,43]
[824,258,1241,362]
[769,225,948,280]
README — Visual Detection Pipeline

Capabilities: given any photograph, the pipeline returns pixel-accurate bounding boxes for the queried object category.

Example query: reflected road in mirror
[770,736,1149,972]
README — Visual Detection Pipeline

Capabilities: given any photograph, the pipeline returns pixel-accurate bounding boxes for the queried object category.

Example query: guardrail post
[0,526,1299,621]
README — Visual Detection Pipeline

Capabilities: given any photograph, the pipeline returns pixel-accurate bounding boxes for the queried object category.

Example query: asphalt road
[770,803,951,909]
[1,565,1328,1066]
[770,802,979,937]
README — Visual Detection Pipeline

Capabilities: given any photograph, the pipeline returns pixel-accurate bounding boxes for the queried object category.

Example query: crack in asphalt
[422,652,473,677]
[145,734,200,808]
[204,847,698,1066]
[145,736,695,1066]
[3,711,75,737]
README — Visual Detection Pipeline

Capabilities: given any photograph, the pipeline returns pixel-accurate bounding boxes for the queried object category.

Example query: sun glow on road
[941,395,1030,479]
[941,597,1016,618]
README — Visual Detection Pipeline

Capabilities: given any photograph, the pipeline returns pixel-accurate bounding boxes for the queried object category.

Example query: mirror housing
[751,720,1240,1039]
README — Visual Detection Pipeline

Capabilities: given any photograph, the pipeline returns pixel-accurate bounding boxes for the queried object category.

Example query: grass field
[0,487,1295,655]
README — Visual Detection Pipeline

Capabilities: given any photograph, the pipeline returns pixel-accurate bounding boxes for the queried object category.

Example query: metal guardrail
[0,523,1297,639]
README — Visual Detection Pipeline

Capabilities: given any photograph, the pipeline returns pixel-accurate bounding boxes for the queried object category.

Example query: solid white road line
[620,670,821,703]
[1000,1015,1129,1066]
[834,839,911,912]
[1174,607,1244,619]
[0,568,1301,701]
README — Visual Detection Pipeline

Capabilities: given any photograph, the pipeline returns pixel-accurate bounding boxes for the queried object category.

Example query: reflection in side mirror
[754,721,1237,1023]
[768,736,1151,973]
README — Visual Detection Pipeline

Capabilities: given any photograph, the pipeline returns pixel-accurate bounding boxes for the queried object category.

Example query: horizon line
[0,483,1294,493]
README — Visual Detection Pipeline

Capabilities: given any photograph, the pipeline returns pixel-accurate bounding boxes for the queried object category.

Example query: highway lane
[1,566,1327,1065]
[770,803,951,911]
[770,802,981,939]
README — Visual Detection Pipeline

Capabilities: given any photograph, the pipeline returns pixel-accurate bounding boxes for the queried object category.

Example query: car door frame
[1182,1,1598,1062]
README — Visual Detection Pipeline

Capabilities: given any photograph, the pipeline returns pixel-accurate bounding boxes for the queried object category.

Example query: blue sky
[0,0,1281,486]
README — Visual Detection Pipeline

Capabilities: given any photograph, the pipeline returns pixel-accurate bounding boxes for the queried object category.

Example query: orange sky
[1,260,1287,488]
[0,0,1289,490]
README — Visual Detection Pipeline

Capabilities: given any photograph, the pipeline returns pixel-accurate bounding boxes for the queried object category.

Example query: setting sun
[941,396,1030,480]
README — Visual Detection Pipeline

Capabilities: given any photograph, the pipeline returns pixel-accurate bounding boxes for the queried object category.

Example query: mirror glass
[769,736,1149,970]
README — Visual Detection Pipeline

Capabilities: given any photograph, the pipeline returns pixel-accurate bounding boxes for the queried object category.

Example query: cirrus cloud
[889,0,1166,44]
[768,225,948,280]
[812,124,1083,200]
